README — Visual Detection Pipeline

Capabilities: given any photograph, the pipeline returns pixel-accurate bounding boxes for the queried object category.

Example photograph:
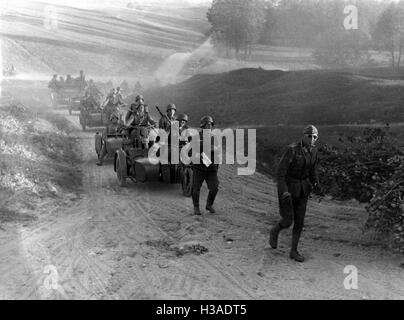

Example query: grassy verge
[0,103,82,222]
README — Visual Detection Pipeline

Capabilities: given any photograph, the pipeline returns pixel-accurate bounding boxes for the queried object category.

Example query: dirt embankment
[0,101,82,224]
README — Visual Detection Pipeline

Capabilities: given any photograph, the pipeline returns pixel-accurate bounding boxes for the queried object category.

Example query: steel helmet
[166,103,176,111]
[177,113,188,122]
[303,124,318,135]
[135,94,144,102]
[200,115,214,128]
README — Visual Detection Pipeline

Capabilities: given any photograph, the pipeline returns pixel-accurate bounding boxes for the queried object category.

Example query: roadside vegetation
[0,102,82,223]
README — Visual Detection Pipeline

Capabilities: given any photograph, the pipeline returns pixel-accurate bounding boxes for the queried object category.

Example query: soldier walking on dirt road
[159,103,177,133]
[269,125,324,262]
[192,116,220,216]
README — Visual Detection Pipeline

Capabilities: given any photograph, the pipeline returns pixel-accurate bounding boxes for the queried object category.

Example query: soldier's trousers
[98,144,107,162]
[192,167,219,208]
[277,194,308,251]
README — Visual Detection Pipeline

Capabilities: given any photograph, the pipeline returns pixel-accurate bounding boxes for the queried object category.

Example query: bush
[366,155,404,252]
[318,126,404,252]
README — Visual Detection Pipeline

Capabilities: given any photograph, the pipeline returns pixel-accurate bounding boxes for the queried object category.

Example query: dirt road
[1,106,404,299]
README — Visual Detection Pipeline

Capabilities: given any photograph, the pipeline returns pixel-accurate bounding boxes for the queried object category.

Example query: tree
[207,0,266,59]
[313,29,371,68]
[372,2,404,71]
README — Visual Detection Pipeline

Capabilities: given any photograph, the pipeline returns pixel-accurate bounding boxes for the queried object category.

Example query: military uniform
[269,125,322,262]
[179,123,189,137]
[159,115,176,133]
[177,113,189,147]
[102,91,119,122]
[129,109,157,148]
[159,104,177,133]
[191,116,220,215]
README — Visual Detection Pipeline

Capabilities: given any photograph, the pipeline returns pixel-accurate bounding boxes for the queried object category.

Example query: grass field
[145,67,404,128]
[1,1,210,78]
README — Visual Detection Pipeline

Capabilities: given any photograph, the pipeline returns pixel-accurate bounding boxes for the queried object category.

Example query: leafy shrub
[366,155,404,252]
[318,126,404,251]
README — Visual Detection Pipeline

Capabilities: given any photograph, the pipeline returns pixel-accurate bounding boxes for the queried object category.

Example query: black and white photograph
[0,0,404,302]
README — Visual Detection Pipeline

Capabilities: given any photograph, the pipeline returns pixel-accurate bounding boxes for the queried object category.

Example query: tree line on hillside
[207,0,404,71]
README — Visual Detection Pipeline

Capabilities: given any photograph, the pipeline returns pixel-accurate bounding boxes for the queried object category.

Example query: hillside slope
[144,68,404,127]
[0,1,209,79]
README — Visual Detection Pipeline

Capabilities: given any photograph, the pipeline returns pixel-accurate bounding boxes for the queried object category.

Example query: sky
[0,0,212,10]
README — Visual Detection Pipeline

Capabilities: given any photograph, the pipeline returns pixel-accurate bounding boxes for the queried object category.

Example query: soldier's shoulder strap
[285,142,299,160]
[288,142,299,152]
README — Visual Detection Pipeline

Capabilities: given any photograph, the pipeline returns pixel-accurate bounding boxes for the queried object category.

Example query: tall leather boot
[290,229,304,262]
[192,190,201,215]
[96,145,106,166]
[206,189,218,213]
[269,223,282,249]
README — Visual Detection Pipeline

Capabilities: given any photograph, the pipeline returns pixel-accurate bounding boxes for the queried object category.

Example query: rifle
[155,105,173,125]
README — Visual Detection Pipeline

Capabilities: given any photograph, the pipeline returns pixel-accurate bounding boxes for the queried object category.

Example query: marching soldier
[159,103,177,133]
[177,113,189,135]
[177,113,189,147]
[191,116,220,216]
[96,112,124,166]
[269,125,324,262]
